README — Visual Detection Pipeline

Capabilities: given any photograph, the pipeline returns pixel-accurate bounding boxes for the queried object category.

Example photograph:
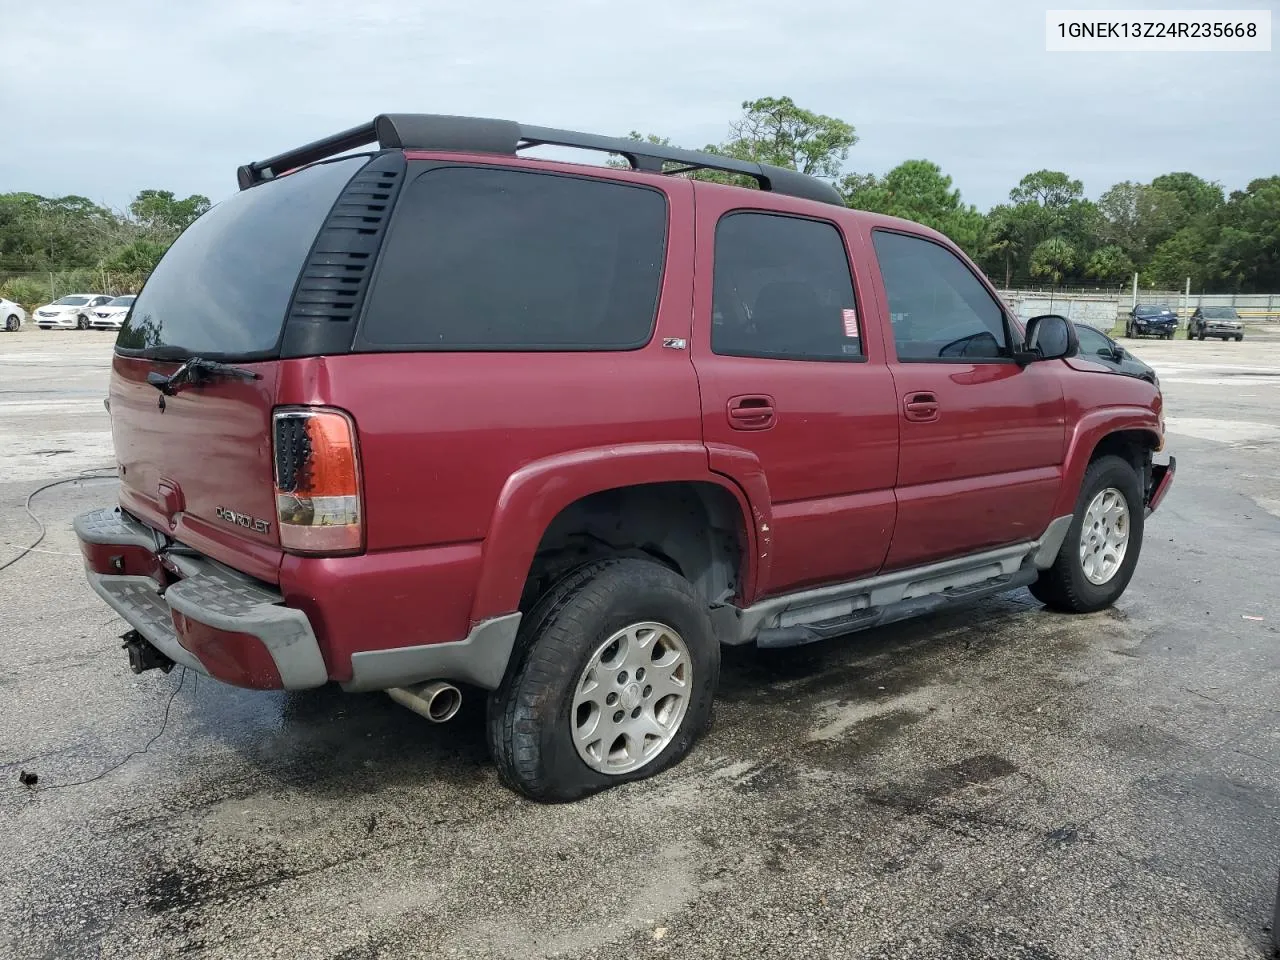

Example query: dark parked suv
[1126,304,1178,339]
[75,114,1175,801]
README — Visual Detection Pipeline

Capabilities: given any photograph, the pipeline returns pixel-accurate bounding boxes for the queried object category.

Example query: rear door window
[118,156,367,359]
[358,166,667,351]
[872,230,1010,361]
[711,212,862,361]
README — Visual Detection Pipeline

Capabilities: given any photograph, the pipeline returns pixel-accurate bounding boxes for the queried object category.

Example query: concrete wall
[997,289,1280,330]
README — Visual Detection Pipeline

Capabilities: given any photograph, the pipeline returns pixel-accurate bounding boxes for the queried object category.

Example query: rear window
[358,166,667,351]
[117,156,366,359]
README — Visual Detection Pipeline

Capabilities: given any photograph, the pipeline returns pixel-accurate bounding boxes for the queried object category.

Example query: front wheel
[1124,323,1134,338]
[4,314,17,332]
[1198,331,1205,341]
[76,315,88,330]
[1235,335,1244,342]
[1030,455,1145,613]
[487,558,719,802]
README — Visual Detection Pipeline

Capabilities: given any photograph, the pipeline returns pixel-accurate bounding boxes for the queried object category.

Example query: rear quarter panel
[275,166,720,622]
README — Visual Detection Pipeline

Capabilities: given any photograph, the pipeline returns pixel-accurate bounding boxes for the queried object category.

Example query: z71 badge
[215,506,271,535]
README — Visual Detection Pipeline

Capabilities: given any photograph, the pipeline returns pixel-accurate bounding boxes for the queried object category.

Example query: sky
[1,0,1276,213]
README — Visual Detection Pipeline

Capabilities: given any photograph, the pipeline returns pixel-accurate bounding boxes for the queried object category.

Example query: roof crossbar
[237,113,845,206]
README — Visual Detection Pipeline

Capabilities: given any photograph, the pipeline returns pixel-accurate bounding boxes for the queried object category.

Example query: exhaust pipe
[386,681,462,723]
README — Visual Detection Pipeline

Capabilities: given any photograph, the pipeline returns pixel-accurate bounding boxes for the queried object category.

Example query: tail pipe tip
[386,681,462,723]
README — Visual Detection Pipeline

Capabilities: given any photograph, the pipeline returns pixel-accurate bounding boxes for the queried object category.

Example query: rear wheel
[1030,455,1144,613]
[487,558,718,802]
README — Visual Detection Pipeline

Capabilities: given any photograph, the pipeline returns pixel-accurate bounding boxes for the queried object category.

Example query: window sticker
[842,307,859,338]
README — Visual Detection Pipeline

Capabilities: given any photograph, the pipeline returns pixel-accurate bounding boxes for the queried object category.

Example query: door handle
[727,395,775,430]
[903,392,939,422]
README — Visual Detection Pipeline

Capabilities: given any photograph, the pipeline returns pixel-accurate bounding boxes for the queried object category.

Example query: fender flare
[468,443,766,622]
[1053,407,1162,517]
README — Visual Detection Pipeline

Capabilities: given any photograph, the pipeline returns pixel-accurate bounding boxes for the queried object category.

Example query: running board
[719,514,1072,648]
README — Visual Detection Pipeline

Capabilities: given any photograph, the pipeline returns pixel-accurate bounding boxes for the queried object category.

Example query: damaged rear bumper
[74,507,328,689]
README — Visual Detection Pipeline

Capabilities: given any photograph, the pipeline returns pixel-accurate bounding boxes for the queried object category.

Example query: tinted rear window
[117,156,365,359]
[358,166,667,351]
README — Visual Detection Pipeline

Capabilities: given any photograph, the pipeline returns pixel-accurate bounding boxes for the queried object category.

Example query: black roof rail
[237,113,845,206]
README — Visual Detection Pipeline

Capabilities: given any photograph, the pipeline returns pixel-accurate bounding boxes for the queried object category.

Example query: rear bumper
[75,507,327,689]
[74,506,521,692]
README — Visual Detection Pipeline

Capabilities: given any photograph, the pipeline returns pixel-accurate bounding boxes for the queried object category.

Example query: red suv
[76,114,1175,801]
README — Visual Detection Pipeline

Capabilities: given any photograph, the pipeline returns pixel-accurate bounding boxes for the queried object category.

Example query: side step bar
[721,514,1073,649]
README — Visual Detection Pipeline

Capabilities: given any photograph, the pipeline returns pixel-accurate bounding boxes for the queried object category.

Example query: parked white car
[34,294,113,330]
[1,297,27,332]
[87,295,136,330]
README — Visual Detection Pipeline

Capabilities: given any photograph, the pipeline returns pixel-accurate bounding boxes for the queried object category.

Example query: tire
[1186,327,1195,339]
[1198,331,1205,341]
[4,314,17,332]
[1030,454,1145,614]
[487,558,718,802]
[1124,323,1133,339]
[76,314,88,330]
[1236,335,1243,342]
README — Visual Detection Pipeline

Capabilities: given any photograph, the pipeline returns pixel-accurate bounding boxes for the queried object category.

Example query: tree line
[0,190,209,308]
[623,96,1278,294]
[2,96,1276,310]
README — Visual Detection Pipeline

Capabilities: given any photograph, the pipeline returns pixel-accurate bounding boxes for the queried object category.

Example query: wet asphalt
[1,328,1278,959]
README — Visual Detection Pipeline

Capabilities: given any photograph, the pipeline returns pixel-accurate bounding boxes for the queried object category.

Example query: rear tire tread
[486,558,717,802]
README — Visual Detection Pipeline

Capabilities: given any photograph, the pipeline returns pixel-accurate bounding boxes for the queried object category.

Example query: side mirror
[1017,315,1078,364]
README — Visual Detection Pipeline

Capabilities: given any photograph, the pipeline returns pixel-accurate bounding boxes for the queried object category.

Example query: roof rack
[236,113,845,206]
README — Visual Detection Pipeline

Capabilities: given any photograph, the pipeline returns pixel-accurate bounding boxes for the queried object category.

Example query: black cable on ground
[8,667,188,793]
[0,468,118,574]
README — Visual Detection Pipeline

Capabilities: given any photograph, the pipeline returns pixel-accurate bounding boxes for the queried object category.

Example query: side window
[712,212,862,361]
[872,230,1009,361]
[359,166,668,351]
[1075,325,1114,358]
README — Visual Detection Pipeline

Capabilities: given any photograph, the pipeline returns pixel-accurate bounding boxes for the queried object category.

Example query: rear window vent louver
[279,151,407,358]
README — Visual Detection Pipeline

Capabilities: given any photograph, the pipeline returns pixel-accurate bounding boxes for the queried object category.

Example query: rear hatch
[108,155,371,581]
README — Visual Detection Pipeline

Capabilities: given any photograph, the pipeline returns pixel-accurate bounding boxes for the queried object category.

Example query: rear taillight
[272,407,362,554]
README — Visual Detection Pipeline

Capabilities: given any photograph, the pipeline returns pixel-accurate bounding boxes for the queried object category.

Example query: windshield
[1136,305,1173,316]
[117,156,366,360]
[53,296,91,306]
[1202,307,1239,319]
[106,296,135,308]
